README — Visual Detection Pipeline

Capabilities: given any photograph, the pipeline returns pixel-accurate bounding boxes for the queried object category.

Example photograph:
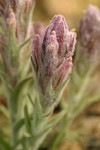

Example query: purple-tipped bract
[32,15,76,111]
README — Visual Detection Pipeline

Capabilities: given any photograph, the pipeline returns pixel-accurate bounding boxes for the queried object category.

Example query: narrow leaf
[47,110,66,129]
[0,135,11,150]
[19,36,33,50]
[0,105,9,118]
[24,105,32,135]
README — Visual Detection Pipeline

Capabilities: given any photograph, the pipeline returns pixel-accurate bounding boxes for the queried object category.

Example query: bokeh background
[33,0,100,28]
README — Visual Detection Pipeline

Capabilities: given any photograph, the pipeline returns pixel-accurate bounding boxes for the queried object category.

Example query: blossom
[31,15,76,112]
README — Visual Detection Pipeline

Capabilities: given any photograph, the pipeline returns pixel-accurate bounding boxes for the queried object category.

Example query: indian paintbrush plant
[0,1,100,150]
[31,15,76,113]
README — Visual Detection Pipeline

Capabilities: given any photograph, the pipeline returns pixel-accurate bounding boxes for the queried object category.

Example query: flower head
[32,15,76,112]
[79,5,100,62]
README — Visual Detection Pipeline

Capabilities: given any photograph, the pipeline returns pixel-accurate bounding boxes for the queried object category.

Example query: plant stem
[51,69,92,149]
[7,95,17,148]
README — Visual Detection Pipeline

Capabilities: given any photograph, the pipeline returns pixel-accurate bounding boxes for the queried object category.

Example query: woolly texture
[32,15,76,112]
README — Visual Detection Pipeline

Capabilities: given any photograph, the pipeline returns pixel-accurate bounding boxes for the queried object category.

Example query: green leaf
[14,115,33,137]
[19,36,33,50]
[28,94,35,107]
[47,110,66,130]
[14,118,24,135]
[36,110,66,143]
[10,77,33,113]
[0,134,11,150]
[24,105,32,135]
[19,53,30,79]
[0,71,12,96]
[54,78,70,108]
[28,95,47,136]
[0,60,4,72]
[75,94,100,114]
[0,105,9,118]
[0,71,8,85]
[13,77,32,100]
[6,28,19,69]
[28,95,43,117]
[57,78,70,97]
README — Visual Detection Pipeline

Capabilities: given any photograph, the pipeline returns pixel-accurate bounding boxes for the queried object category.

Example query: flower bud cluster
[32,15,76,111]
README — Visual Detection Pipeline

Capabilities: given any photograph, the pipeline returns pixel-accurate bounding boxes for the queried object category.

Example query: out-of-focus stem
[6,90,17,148]
[51,68,92,150]
[32,133,50,150]
[8,99,17,147]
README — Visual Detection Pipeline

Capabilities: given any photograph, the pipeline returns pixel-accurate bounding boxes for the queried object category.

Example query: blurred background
[33,0,100,28]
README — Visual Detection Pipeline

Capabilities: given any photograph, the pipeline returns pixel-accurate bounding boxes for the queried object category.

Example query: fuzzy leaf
[14,115,33,137]
[47,110,66,129]
[19,53,30,79]
[0,71,12,96]
[13,77,32,100]
[10,77,33,113]
[35,110,66,139]
[28,95,43,118]
[19,36,33,50]
[24,105,32,135]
